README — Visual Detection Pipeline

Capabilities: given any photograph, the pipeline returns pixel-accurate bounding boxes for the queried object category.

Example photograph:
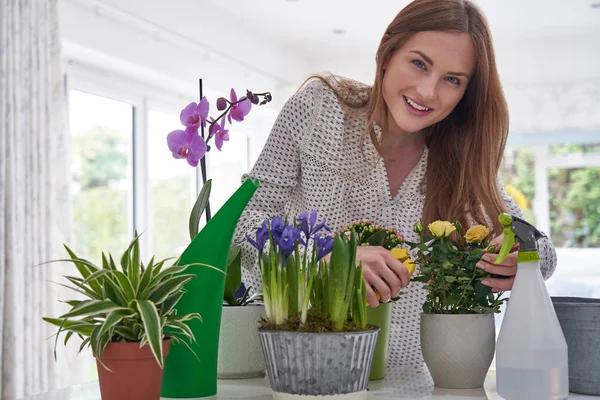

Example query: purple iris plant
[245,220,269,257]
[277,224,301,259]
[297,210,331,239]
[270,217,285,242]
[315,234,334,261]
[167,127,208,167]
[180,97,209,130]
[227,89,252,124]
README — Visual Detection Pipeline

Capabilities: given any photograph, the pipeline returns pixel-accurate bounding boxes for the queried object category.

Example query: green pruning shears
[495,213,546,264]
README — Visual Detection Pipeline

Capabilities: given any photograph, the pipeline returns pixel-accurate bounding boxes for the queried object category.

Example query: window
[68,89,134,382]
[548,166,600,248]
[207,128,250,213]
[499,147,536,224]
[69,90,133,265]
[148,110,197,261]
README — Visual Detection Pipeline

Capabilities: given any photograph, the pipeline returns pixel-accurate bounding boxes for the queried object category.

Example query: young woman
[233,0,557,369]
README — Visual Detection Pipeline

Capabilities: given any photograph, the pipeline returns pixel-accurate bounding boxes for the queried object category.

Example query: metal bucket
[552,297,600,395]
[258,328,379,396]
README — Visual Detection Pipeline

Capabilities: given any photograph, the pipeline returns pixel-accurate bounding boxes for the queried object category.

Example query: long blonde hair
[306,0,509,234]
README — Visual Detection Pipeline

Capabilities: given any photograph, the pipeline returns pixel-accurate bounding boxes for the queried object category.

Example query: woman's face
[382,31,476,134]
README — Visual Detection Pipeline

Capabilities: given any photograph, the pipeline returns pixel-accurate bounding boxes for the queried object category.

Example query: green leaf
[166,320,195,342]
[78,338,91,354]
[98,309,137,341]
[223,246,242,305]
[113,326,138,341]
[62,245,99,279]
[474,280,491,300]
[102,252,115,271]
[135,300,164,368]
[109,270,136,301]
[64,277,101,299]
[80,269,112,288]
[50,281,96,300]
[102,275,129,307]
[160,291,184,315]
[286,254,298,316]
[189,179,212,240]
[138,256,155,294]
[60,300,126,319]
[130,230,141,289]
[423,302,431,314]
[148,275,195,305]
[444,276,457,283]
[363,230,386,247]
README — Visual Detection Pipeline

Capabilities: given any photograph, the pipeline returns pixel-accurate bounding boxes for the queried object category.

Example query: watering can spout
[161,178,260,398]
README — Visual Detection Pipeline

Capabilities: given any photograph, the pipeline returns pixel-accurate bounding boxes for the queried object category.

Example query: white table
[18,369,599,400]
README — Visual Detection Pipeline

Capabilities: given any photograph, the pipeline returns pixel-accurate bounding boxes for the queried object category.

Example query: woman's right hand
[357,246,410,307]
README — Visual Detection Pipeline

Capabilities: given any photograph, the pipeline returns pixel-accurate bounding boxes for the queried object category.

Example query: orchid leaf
[189,179,212,240]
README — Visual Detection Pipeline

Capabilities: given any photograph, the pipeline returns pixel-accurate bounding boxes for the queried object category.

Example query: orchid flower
[180,97,209,130]
[167,127,207,167]
[209,118,230,151]
[227,89,252,124]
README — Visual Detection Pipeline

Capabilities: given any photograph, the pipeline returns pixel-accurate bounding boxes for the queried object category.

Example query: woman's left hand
[477,233,520,292]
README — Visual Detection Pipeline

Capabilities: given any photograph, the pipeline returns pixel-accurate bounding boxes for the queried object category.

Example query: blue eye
[412,60,426,69]
[446,76,460,85]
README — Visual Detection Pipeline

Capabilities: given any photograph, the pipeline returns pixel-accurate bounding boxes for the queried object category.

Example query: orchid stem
[198,78,212,222]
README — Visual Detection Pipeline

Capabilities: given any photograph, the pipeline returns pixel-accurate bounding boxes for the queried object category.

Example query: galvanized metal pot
[258,328,379,398]
[552,297,600,395]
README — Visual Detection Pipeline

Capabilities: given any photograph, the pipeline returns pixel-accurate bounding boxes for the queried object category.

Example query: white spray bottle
[494,213,568,399]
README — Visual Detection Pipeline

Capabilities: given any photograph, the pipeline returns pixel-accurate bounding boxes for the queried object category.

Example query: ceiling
[73,0,600,87]
[201,0,600,61]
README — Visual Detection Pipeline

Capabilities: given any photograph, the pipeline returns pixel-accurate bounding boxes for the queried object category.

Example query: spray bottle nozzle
[495,213,546,264]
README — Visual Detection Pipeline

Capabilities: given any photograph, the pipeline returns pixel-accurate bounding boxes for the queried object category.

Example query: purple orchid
[180,97,209,130]
[167,128,207,167]
[209,118,230,151]
[315,234,334,261]
[227,89,252,124]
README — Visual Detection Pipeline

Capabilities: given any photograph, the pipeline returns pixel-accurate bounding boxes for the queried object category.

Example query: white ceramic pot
[420,313,495,389]
[217,305,266,379]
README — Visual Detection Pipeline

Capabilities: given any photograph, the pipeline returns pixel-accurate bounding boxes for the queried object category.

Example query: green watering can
[161,178,260,398]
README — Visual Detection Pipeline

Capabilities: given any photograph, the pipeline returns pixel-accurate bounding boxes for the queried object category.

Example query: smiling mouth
[404,96,432,112]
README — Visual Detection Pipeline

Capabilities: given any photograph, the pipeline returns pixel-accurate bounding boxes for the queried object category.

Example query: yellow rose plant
[407,220,505,314]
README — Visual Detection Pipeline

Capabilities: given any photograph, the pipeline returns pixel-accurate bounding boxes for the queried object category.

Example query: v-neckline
[380,147,428,203]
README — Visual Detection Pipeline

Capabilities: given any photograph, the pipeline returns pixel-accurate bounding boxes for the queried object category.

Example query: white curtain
[0,0,72,398]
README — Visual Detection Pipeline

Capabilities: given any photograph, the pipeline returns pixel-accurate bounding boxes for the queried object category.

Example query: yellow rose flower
[464,225,490,243]
[428,220,456,238]
[403,258,416,276]
[390,247,409,262]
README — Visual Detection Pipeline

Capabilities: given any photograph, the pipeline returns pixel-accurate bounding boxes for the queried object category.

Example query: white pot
[217,305,266,379]
[420,313,495,389]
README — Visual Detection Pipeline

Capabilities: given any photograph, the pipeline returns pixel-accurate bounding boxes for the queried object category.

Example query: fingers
[477,252,517,277]
[373,259,403,297]
[365,284,380,308]
[481,276,514,291]
[363,268,391,303]
[383,251,410,288]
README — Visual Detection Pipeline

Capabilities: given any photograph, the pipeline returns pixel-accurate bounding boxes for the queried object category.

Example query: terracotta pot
[96,339,170,400]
